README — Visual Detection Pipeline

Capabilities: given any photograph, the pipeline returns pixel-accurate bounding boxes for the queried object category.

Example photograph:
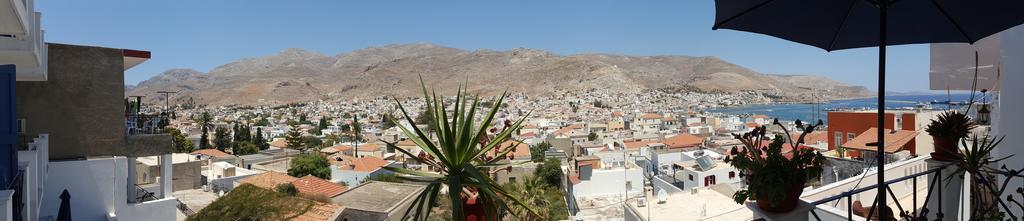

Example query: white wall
[993,24,1024,217]
[39,157,176,221]
[572,168,644,197]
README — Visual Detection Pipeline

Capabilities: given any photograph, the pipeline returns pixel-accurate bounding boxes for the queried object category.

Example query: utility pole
[156,91,179,113]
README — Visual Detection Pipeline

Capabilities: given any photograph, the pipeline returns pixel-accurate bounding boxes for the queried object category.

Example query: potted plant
[382,77,539,221]
[726,119,827,213]
[925,111,977,161]
[949,134,1010,221]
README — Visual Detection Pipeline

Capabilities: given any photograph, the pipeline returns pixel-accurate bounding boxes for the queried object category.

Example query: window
[729,171,736,179]
[704,175,717,186]
[835,132,843,147]
[508,177,516,183]
[688,174,693,181]
[848,132,856,142]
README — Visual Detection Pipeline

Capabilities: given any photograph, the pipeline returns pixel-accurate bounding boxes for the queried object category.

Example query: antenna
[156,91,180,113]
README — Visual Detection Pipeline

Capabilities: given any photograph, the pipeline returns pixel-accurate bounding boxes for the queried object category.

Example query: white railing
[14,134,48,221]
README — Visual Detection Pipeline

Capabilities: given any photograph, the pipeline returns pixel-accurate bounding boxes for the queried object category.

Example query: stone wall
[16,43,127,160]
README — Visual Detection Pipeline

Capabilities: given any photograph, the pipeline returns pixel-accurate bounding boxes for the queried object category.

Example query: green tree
[381,113,396,129]
[288,153,331,179]
[529,142,552,162]
[534,159,564,187]
[238,124,251,143]
[275,183,298,196]
[254,127,269,150]
[234,141,260,155]
[165,128,195,153]
[231,124,241,150]
[502,176,568,221]
[588,132,598,141]
[254,116,271,126]
[315,117,329,136]
[213,127,232,152]
[195,112,213,149]
[350,115,362,142]
[324,133,343,146]
[285,125,305,151]
[303,136,324,151]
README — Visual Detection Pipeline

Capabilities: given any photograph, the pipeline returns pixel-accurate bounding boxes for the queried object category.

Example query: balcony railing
[126,113,169,135]
[6,171,24,221]
[804,161,1024,221]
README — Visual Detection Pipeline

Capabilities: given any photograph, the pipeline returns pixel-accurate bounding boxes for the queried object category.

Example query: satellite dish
[657,189,668,203]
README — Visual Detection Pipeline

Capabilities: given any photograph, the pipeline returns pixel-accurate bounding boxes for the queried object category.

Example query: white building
[1,2,179,220]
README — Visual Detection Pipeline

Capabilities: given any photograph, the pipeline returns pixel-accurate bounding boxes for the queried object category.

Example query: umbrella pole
[876,0,888,212]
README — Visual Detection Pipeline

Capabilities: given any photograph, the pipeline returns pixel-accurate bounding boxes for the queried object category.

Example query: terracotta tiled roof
[291,175,348,198]
[486,140,531,160]
[292,202,342,221]
[612,111,624,117]
[357,143,383,152]
[552,127,576,136]
[751,114,770,119]
[396,140,417,147]
[332,144,353,152]
[239,171,299,190]
[792,131,829,145]
[269,139,288,148]
[332,156,390,172]
[746,122,760,129]
[190,149,231,158]
[623,141,656,150]
[841,128,918,153]
[640,113,662,119]
[664,133,702,149]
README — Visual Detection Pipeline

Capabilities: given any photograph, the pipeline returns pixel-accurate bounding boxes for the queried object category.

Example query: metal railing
[7,170,25,221]
[805,160,1024,221]
[808,164,947,221]
[176,199,195,216]
[134,184,158,203]
[126,113,169,135]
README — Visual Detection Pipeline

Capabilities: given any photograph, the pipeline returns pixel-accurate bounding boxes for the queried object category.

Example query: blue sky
[38,0,931,91]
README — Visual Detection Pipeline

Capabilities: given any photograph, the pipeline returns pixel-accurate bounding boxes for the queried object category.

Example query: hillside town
[133,87,960,220]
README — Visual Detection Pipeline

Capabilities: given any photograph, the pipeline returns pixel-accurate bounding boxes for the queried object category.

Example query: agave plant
[382,78,538,221]
[925,110,977,140]
[949,134,1010,220]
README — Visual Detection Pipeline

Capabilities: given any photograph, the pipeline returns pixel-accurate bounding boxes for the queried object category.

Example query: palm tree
[502,176,550,221]
[383,78,538,221]
[194,112,214,149]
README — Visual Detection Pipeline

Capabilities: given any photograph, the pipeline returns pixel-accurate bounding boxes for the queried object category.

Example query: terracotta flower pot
[756,179,806,213]
[930,136,958,161]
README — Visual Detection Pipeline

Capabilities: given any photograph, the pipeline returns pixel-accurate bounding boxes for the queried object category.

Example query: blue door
[0,64,15,185]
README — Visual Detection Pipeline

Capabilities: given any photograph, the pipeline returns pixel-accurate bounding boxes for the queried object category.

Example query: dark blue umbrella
[57,189,71,221]
[712,0,1024,217]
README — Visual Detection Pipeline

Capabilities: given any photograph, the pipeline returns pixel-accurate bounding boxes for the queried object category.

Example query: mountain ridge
[127,43,873,106]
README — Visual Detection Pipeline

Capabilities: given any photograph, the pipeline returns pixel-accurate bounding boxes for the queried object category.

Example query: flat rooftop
[331,181,425,213]
[626,188,752,221]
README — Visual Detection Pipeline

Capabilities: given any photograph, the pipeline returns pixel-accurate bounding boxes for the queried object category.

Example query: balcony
[0,0,32,35]
[126,113,173,157]
[0,0,46,81]
[2,134,48,221]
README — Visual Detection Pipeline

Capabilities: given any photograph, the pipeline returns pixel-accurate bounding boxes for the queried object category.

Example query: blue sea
[705,94,976,124]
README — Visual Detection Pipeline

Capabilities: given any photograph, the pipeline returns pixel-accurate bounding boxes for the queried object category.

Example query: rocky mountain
[128,43,872,106]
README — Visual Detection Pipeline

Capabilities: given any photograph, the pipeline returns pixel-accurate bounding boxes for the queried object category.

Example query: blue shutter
[0,65,16,185]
